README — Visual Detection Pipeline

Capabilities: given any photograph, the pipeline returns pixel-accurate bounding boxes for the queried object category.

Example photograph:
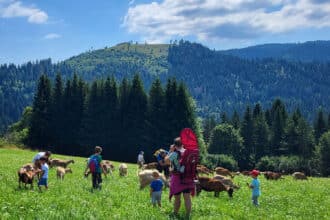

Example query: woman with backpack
[167,137,195,218]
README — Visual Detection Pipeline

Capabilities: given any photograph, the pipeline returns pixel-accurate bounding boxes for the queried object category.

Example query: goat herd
[17,157,308,200]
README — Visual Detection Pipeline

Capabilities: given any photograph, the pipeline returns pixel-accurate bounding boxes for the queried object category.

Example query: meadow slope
[0,148,329,220]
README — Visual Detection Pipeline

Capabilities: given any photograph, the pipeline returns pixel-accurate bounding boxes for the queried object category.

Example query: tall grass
[0,148,329,220]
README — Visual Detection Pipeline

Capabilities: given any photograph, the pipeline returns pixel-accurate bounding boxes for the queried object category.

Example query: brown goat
[101,160,115,178]
[50,159,74,168]
[18,167,36,189]
[197,165,213,175]
[213,175,240,190]
[214,167,234,178]
[196,176,233,198]
[292,172,308,180]
[264,171,282,180]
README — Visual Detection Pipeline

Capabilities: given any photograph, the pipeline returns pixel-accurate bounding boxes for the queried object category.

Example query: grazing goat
[18,167,36,189]
[196,176,233,198]
[213,175,240,190]
[119,163,128,176]
[214,167,234,178]
[50,159,74,168]
[101,160,115,178]
[197,165,213,176]
[264,171,282,180]
[292,172,308,180]
[138,169,169,189]
[142,162,158,170]
[56,167,72,180]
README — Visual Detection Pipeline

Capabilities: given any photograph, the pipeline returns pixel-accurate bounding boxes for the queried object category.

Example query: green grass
[0,148,329,220]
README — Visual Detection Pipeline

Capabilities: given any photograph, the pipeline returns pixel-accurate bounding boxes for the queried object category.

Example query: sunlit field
[0,148,329,220]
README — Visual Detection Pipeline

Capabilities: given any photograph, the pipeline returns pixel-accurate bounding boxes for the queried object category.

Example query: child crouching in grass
[150,171,163,207]
[247,169,261,206]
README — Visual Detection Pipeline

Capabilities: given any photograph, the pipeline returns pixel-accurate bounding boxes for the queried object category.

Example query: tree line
[18,74,204,162]
[203,100,330,176]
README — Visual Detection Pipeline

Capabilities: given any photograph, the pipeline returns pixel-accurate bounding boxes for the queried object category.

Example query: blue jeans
[151,191,162,204]
[252,195,259,206]
[92,172,102,189]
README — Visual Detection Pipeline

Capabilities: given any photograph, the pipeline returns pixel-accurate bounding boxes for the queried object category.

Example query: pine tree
[240,105,255,168]
[314,109,327,142]
[28,75,52,149]
[148,78,166,154]
[118,77,131,160]
[203,115,217,144]
[231,110,240,129]
[101,77,119,159]
[50,73,64,152]
[220,112,228,124]
[252,104,269,162]
[81,81,101,151]
[125,74,148,162]
[165,78,178,142]
[270,99,288,155]
[319,131,330,176]
[296,117,314,158]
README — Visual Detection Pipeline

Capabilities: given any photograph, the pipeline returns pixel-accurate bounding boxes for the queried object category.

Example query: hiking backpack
[88,155,99,173]
[179,128,199,184]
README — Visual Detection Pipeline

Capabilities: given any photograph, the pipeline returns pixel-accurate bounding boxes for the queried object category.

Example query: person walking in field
[137,151,145,169]
[88,146,103,190]
[247,169,261,206]
[37,157,49,192]
[150,171,163,207]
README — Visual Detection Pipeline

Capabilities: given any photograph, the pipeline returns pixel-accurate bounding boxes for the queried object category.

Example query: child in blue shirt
[150,171,163,207]
[248,169,261,206]
[38,157,49,192]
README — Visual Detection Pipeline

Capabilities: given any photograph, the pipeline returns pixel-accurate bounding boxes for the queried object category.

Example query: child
[38,157,49,192]
[89,146,103,190]
[150,171,163,207]
[247,169,261,206]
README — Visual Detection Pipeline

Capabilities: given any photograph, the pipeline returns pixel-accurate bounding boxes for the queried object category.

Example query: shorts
[174,188,190,195]
[38,178,48,186]
[151,191,162,204]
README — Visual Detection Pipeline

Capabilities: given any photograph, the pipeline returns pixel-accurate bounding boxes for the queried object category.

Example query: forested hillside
[168,41,330,118]
[1,41,330,133]
[221,40,330,62]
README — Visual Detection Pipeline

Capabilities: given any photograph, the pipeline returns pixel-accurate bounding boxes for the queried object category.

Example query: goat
[138,169,169,189]
[292,172,308,180]
[214,167,234,178]
[196,176,233,198]
[213,175,240,190]
[264,171,283,180]
[18,167,36,189]
[56,167,72,180]
[119,163,128,176]
[197,165,213,176]
[101,160,115,178]
[50,159,74,168]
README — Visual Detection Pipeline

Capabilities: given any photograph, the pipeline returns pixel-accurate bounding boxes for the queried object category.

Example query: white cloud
[44,33,61,40]
[0,1,48,24]
[123,0,330,43]
[128,0,135,6]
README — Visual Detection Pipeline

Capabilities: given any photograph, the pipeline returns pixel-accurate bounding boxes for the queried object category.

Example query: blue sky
[1,0,330,64]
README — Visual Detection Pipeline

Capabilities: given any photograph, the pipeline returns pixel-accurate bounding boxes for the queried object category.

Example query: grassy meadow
[0,147,329,220]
